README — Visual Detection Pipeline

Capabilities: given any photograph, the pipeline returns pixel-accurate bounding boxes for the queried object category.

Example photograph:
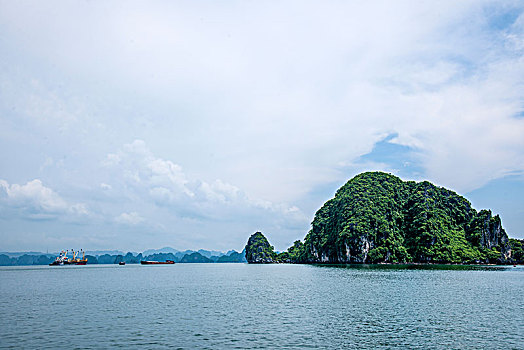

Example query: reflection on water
[313,263,513,271]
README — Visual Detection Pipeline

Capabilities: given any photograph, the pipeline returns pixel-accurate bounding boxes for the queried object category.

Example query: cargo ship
[140,260,175,265]
[49,249,87,266]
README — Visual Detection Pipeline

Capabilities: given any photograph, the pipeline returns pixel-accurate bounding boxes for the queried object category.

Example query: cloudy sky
[1,1,523,253]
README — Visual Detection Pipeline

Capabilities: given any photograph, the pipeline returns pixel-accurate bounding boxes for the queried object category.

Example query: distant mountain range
[0,247,247,266]
[141,247,227,258]
[0,251,55,258]
[141,247,180,256]
[85,250,127,256]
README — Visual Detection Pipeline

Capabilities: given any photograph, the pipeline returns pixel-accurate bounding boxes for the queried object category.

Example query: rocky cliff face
[302,172,513,264]
[467,210,511,261]
[245,232,276,263]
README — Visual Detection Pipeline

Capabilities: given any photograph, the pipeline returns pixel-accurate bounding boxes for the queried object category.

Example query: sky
[0,0,523,253]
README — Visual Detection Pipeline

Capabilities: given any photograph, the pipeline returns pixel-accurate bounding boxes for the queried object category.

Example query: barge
[140,260,175,265]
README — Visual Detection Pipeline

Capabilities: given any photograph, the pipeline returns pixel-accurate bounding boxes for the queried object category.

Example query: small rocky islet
[244,232,277,263]
[245,172,524,265]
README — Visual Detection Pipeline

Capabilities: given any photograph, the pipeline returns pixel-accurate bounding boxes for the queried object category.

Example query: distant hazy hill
[141,247,226,258]
[0,252,53,258]
[142,247,180,256]
[85,250,125,256]
[197,249,226,258]
[0,248,246,266]
[217,249,247,263]
[0,254,54,265]
[180,252,213,263]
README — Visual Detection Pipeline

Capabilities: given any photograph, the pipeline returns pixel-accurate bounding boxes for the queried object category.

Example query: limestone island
[245,172,523,265]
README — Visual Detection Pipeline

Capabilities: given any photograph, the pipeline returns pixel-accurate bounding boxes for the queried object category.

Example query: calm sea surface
[0,263,523,349]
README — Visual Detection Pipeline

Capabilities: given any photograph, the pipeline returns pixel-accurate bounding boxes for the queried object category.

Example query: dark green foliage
[284,240,307,263]
[245,232,277,263]
[300,172,512,264]
[276,251,289,262]
[509,239,524,263]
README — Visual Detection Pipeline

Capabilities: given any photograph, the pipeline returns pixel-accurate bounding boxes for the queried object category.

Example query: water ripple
[0,264,522,349]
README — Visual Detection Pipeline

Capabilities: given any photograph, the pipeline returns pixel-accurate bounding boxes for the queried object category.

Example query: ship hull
[62,260,87,265]
[50,260,87,266]
[140,260,175,265]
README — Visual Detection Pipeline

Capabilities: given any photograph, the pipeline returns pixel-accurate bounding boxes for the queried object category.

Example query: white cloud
[115,212,144,226]
[0,179,88,219]
[2,1,522,199]
[103,140,309,226]
[0,1,523,249]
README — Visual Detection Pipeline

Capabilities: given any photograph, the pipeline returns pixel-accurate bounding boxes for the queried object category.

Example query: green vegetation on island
[245,232,277,263]
[509,238,524,262]
[250,172,520,265]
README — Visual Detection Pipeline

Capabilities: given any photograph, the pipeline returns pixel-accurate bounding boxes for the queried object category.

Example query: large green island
[246,172,523,265]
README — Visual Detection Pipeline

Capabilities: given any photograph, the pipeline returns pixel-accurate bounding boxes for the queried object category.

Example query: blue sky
[0,1,523,252]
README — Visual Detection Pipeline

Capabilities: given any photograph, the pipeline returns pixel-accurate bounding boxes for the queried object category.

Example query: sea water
[0,263,522,349]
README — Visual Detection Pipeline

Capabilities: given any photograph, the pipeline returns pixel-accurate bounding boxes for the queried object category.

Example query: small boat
[119,262,126,265]
[140,260,175,265]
